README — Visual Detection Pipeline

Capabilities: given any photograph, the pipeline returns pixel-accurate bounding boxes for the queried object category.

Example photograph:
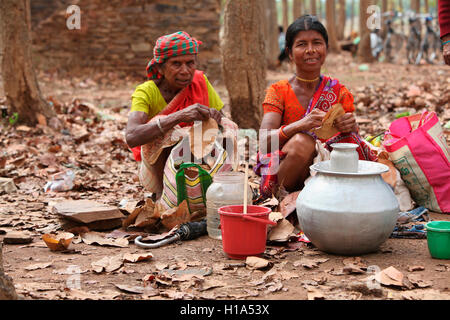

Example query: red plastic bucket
[219,205,274,260]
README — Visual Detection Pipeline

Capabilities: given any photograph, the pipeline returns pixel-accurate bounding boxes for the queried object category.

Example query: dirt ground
[1,52,450,301]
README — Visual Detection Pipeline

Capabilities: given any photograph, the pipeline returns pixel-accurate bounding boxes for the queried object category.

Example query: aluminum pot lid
[311,160,389,176]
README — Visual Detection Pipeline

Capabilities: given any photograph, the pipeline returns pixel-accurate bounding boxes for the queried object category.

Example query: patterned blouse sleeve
[262,83,284,115]
[339,85,355,113]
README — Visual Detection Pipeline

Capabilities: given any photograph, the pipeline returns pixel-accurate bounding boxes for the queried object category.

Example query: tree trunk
[411,0,421,13]
[350,0,355,34]
[326,0,341,53]
[310,0,317,16]
[264,0,279,69]
[388,0,394,11]
[357,0,376,62]
[0,0,55,126]
[337,0,347,40]
[282,0,289,32]
[424,0,429,13]
[293,0,303,20]
[381,0,388,38]
[398,0,405,34]
[0,243,19,300]
[222,0,266,130]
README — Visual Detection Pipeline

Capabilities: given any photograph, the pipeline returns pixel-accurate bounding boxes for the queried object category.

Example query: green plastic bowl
[426,221,450,260]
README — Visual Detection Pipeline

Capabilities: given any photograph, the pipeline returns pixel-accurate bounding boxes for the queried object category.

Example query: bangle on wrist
[156,118,165,134]
[279,125,289,140]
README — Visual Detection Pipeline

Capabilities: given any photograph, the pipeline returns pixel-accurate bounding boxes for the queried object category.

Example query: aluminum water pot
[296,159,399,255]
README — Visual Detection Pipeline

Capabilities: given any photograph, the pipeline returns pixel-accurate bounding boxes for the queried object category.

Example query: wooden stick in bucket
[243,162,248,215]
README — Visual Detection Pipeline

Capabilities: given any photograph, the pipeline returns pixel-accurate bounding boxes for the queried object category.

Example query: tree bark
[398,0,405,33]
[337,0,347,40]
[357,0,376,62]
[0,0,55,126]
[388,0,394,11]
[381,0,388,38]
[0,243,19,300]
[310,0,317,16]
[282,0,289,32]
[350,0,355,35]
[222,0,266,130]
[411,0,421,13]
[424,0,429,13]
[293,0,303,20]
[326,0,341,53]
[264,0,279,69]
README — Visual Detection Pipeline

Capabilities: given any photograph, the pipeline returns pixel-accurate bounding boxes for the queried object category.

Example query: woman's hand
[443,41,450,66]
[208,108,223,124]
[334,113,358,133]
[297,109,326,132]
[176,103,211,123]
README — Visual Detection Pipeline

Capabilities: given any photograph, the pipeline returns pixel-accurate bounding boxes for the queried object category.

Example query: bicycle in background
[406,16,422,64]
[383,17,407,63]
[415,16,442,64]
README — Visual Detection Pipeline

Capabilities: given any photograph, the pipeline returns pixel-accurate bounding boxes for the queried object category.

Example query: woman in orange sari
[255,15,377,198]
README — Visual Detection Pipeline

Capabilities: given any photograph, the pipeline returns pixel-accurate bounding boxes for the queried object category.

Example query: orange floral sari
[255,75,377,198]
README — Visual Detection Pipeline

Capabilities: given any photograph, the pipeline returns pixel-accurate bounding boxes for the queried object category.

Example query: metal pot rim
[311,160,389,176]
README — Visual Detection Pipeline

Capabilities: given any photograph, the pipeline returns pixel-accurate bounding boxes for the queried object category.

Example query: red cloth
[131,70,209,161]
[439,0,450,38]
[158,70,209,125]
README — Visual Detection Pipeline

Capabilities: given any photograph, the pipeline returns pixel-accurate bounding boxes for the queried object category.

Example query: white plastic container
[205,172,252,240]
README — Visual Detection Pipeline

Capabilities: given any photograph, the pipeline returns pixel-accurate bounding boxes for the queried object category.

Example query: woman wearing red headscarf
[126,31,236,205]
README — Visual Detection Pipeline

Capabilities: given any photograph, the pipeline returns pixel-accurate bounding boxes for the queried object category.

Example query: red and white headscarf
[146,31,202,80]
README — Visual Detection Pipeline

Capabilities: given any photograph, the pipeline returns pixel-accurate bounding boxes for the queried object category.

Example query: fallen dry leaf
[122,252,153,263]
[25,261,53,271]
[133,198,159,228]
[160,200,190,230]
[375,266,406,287]
[268,211,283,223]
[260,196,279,208]
[122,205,143,228]
[279,191,300,218]
[314,103,345,139]
[408,265,425,272]
[91,255,123,273]
[198,279,227,291]
[114,284,145,294]
[407,274,433,288]
[64,288,120,300]
[294,257,329,269]
[246,256,272,270]
[267,218,295,242]
[342,257,367,274]
[189,118,218,160]
[81,232,128,248]
[343,257,367,269]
